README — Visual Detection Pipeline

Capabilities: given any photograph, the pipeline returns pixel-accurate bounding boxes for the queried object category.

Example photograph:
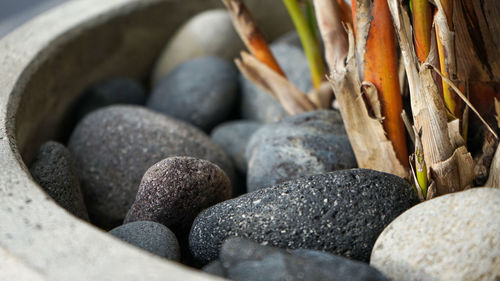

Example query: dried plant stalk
[363,0,408,167]
[314,0,406,177]
[388,0,475,194]
[222,0,286,76]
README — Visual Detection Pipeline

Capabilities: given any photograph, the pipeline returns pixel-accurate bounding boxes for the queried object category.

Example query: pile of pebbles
[29,9,500,281]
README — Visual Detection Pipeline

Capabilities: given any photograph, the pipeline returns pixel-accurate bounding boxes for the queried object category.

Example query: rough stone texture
[189,169,418,264]
[217,237,388,281]
[0,0,293,280]
[68,105,234,229]
[74,77,146,121]
[109,221,181,261]
[152,10,244,85]
[148,56,238,131]
[240,43,312,123]
[202,261,226,277]
[371,188,500,281]
[125,157,232,236]
[211,120,261,173]
[246,110,356,191]
[29,141,89,221]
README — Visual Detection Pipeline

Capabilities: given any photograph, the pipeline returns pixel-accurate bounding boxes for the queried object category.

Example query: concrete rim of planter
[0,0,291,280]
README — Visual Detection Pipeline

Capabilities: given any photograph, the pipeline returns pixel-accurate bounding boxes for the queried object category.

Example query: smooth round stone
[109,221,180,261]
[152,9,244,85]
[189,169,418,264]
[202,260,225,277]
[211,120,262,173]
[29,141,89,221]
[246,110,356,192]
[74,77,146,121]
[217,237,388,281]
[124,157,232,236]
[273,30,302,49]
[370,188,500,281]
[148,56,238,131]
[68,105,234,229]
[240,43,313,123]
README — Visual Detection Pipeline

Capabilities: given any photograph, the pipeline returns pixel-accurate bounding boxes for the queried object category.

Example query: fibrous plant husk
[314,0,407,178]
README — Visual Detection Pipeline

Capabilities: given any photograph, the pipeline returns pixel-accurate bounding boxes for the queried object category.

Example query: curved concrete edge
[0,0,235,280]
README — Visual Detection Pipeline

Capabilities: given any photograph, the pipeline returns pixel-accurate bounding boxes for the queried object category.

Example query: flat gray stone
[109,221,180,261]
[370,188,500,281]
[68,105,234,229]
[246,110,356,191]
[189,169,418,264]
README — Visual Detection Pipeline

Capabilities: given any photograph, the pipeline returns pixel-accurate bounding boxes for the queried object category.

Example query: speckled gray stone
[370,188,500,281]
[211,120,262,173]
[29,141,89,221]
[202,260,226,277]
[240,43,312,123]
[246,110,356,192]
[124,157,232,236]
[74,77,146,121]
[189,169,418,264]
[68,105,234,229]
[217,237,388,281]
[148,56,238,131]
[109,221,180,261]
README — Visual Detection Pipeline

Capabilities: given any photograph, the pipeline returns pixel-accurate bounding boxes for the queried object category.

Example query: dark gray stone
[218,237,388,281]
[148,56,238,131]
[74,77,146,121]
[29,141,89,221]
[246,110,356,192]
[202,260,226,277]
[211,120,262,173]
[189,169,418,264]
[125,157,232,236]
[109,221,180,261]
[68,105,234,229]
[240,43,312,123]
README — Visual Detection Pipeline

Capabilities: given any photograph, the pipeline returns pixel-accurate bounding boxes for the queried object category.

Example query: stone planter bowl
[0,0,292,279]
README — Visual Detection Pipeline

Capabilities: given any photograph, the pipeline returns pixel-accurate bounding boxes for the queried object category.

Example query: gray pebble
[273,30,302,49]
[240,43,312,123]
[124,157,232,236]
[109,221,180,261]
[74,77,145,121]
[29,141,89,221]
[211,120,262,173]
[202,260,226,277]
[218,237,388,281]
[189,169,418,264]
[68,105,234,229]
[148,56,238,131]
[246,110,356,192]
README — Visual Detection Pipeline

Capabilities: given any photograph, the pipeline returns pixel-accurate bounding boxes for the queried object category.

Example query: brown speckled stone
[125,156,232,236]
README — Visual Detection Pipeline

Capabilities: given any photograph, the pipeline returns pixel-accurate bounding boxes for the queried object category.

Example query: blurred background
[0,0,70,38]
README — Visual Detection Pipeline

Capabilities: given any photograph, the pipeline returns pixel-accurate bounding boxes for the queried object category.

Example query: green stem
[283,0,326,89]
